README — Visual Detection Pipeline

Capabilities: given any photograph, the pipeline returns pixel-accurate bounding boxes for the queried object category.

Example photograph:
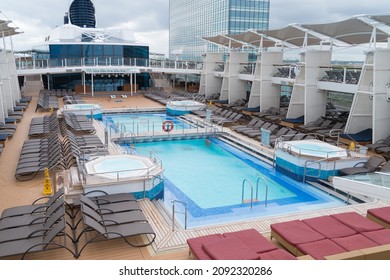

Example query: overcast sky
[2,0,390,58]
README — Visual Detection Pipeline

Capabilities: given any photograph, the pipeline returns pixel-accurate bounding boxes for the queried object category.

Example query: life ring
[162,120,174,132]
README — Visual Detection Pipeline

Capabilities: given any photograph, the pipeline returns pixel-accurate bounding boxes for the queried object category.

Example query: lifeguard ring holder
[162,120,174,132]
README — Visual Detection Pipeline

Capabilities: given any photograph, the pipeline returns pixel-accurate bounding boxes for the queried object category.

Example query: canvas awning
[301,17,389,45]
[261,25,323,47]
[202,35,245,49]
[0,19,22,37]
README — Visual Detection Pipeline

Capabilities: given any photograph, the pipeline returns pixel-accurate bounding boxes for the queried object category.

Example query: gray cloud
[2,0,390,56]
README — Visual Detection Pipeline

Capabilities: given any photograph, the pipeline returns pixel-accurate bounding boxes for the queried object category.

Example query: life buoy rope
[162,120,174,132]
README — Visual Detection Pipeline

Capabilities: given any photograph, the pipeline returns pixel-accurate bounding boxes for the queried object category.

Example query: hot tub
[275,139,367,182]
[83,154,164,200]
[63,104,103,120]
[166,100,206,116]
[85,155,153,180]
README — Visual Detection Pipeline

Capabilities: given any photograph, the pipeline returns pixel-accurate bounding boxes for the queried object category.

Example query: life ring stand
[162,120,174,132]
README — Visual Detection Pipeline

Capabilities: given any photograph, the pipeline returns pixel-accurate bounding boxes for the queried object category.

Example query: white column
[91,74,94,97]
[130,73,133,96]
[134,73,137,93]
[82,72,86,95]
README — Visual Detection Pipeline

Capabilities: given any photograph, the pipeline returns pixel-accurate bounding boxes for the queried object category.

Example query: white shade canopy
[0,19,22,38]
[202,14,390,50]
[301,17,389,45]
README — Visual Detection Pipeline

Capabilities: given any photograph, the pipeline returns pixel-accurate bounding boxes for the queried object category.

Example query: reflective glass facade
[169,0,269,61]
[46,44,149,91]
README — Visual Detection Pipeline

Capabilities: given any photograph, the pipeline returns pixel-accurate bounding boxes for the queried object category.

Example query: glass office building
[169,0,270,61]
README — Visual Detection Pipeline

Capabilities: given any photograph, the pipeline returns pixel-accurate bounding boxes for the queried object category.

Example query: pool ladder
[171,200,188,230]
[241,177,269,209]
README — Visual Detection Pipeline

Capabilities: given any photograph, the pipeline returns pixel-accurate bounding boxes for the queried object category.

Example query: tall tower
[68,0,96,28]
[169,0,270,61]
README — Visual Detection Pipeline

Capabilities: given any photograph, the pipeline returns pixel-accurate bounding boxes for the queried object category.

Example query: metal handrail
[302,156,337,183]
[241,179,256,209]
[172,200,188,230]
[303,160,322,183]
[256,177,269,207]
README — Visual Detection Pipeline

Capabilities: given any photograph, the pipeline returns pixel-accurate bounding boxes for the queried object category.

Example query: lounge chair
[366,135,390,152]
[76,210,156,257]
[0,188,64,219]
[0,218,75,259]
[297,117,324,131]
[366,206,390,229]
[230,118,259,132]
[254,107,279,118]
[340,128,373,144]
[0,198,64,230]
[256,126,290,142]
[187,229,297,260]
[338,156,386,176]
[245,123,279,138]
[84,190,136,204]
[0,205,65,243]
[235,119,265,133]
[79,195,141,214]
[80,201,148,226]
[270,213,387,260]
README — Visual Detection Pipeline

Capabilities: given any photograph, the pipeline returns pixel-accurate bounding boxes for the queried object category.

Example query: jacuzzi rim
[279,139,348,158]
[84,154,156,179]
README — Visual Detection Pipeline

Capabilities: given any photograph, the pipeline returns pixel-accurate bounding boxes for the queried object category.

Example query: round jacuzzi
[279,139,348,158]
[63,103,103,120]
[85,154,155,180]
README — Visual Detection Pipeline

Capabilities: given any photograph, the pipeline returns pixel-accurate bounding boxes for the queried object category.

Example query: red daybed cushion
[187,234,224,260]
[297,239,347,260]
[332,234,379,251]
[302,215,357,239]
[331,212,383,233]
[367,206,390,223]
[202,237,259,260]
[271,220,325,245]
[223,229,277,254]
[258,248,297,260]
[362,229,390,245]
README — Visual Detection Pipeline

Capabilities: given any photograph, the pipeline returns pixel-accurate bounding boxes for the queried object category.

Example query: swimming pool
[103,112,194,135]
[123,137,346,228]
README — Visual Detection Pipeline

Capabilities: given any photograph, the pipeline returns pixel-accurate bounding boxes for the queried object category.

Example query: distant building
[67,0,96,28]
[169,0,270,61]
[31,1,149,92]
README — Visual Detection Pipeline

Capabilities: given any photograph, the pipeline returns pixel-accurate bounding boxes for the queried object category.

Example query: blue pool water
[123,138,345,228]
[103,113,193,134]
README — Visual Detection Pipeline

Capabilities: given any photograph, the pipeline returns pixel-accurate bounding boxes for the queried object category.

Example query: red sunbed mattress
[296,239,347,260]
[271,219,325,245]
[302,215,357,239]
[332,233,379,251]
[367,206,390,224]
[187,234,223,260]
[331,212,383,233]
[223,229,277,254]
[258,248,297,260]
[202,237,259,260]
[362,229,390,245]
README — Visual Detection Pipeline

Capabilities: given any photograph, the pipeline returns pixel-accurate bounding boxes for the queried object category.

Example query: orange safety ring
[162,120,174,132]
